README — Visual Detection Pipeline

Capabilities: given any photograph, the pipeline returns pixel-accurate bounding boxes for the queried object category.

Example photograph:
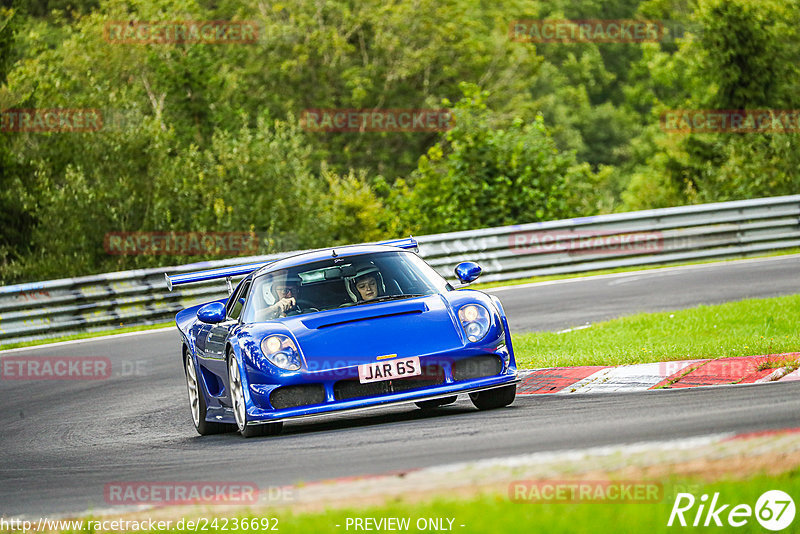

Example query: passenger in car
[355,273,379,301]
[346,265,385,302]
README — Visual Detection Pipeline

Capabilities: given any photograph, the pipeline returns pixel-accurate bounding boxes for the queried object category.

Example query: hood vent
[301,301,427,329]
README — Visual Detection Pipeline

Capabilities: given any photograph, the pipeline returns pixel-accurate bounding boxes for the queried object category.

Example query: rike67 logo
[668,490,795,530]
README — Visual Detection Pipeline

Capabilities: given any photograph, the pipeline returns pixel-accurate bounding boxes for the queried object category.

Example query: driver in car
[262,274,303,318]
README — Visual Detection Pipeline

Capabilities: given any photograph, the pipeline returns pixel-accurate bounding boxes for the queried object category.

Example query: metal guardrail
[1,195,798,345]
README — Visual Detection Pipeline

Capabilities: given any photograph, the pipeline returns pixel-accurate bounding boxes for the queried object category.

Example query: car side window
[227,280,251,321]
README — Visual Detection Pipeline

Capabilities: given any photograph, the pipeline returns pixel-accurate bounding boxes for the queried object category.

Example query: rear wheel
[415,396,457,410]
[184,352,232,435]
[469,385,516,410]
[227,350,283,438]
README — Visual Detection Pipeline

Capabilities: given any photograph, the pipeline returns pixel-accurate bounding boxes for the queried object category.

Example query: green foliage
[698,0,796,109]
[192,0,542,180]
[315,168,386,246]
[11,109,388,281]
[394,84,600,234]
[0,7,37,281]
[0,0,799,283]
[620,0,800,209]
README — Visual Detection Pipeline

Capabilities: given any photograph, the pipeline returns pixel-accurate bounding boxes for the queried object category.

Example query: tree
[394,84,601,234]
[620,0,800,209]
[0,7,37,283]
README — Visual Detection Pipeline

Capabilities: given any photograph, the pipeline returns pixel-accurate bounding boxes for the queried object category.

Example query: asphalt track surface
[1,255,798,517]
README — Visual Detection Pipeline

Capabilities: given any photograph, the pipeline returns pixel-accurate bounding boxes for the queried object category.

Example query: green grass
[758,358,800,372]
[0,321,174,351]
[41,469,800,534]
[512,294,800,369]
[278,472,800,534]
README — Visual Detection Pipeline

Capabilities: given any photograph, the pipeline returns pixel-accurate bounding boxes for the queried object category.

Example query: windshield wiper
[354,294,428,305]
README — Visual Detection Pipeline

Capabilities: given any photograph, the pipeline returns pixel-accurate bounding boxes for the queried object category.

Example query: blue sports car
[167,238,518,437]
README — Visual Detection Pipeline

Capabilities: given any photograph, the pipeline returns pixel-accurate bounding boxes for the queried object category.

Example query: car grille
[270,357,501,409]
[452,355,503,381]
[270,384,326,410]
[334,364,445,401]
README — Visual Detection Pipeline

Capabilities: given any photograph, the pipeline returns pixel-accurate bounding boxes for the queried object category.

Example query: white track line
[424,434,732,473]
[0,326,177,355]
[487,253,800,292]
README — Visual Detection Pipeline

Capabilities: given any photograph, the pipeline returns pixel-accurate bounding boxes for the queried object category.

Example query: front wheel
[227,351,283,438]
[185,353,233,435]
[469,385,516,410]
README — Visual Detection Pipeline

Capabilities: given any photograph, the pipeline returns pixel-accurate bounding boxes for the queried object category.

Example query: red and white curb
[517,353,799,395]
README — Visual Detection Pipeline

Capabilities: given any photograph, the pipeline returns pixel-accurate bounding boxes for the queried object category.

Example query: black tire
[227,350,283,438]
[469,385,516,410]
[184,352,233,435]
[415,396,458,410]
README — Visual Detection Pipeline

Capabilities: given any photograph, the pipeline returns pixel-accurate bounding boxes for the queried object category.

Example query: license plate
[358,356,421,384]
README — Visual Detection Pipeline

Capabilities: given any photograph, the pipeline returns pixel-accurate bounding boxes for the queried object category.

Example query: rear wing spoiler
[165,261,270,291]
[372,237,418,252]
[165,237,418,291]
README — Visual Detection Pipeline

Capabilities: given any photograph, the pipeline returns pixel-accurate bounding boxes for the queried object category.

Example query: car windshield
[242,251,449,322]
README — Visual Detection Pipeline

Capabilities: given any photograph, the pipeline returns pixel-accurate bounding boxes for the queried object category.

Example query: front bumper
[247,372,518,424]
[237,347,516,423]
[223,342,517,425]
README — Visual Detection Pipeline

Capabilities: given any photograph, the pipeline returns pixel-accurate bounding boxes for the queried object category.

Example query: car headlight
[458,304,491,343]
[260,334,302,371]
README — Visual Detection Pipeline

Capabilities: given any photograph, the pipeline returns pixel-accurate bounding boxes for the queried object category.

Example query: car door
[198,278,252,393]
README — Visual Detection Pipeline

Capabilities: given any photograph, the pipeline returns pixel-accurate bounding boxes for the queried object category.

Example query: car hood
[280,294,464,367]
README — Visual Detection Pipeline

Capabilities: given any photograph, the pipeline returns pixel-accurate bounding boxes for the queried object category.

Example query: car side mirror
[454,262,482,285]
[198,302,227,324]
